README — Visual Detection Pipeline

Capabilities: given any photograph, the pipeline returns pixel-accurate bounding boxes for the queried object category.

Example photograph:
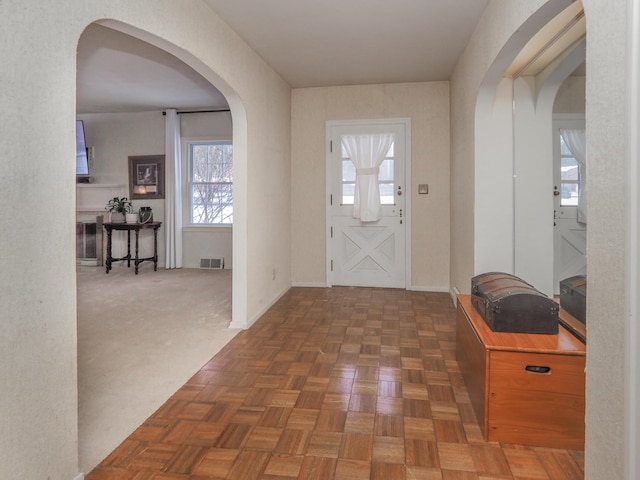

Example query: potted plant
[105,196,133,223]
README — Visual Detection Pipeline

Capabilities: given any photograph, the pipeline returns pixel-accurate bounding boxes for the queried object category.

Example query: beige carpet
[77,264,240,474]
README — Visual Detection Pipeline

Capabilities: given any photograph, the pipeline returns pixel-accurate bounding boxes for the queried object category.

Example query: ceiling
[77,1,491,114]
[76,24,229,114]
[202,0,489,88]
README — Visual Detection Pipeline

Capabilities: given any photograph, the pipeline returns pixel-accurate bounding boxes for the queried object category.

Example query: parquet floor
[86,287,584,479]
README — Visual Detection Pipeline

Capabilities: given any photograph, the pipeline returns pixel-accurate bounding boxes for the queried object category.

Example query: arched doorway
[473,1,586,296]
[75,20,248,472]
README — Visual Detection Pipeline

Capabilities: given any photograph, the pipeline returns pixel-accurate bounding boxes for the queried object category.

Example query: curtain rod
[162,108,230,115]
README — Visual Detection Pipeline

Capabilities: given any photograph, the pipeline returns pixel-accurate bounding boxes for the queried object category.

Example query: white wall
[182,227,232,269]
[291,82,450,290]
[512,76,556,296]
[0,1,291,478]
[473,78,516,277]
[181,111,234,269]
[79,112,166,263]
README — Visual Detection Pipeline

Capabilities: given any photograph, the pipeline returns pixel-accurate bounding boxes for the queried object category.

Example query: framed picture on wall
[128,154,165,200]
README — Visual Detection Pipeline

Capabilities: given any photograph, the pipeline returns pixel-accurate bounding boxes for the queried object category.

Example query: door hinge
[331,260,333,271]
[330,226,333,238]
[330,194,333,206]
[330,140,333,152]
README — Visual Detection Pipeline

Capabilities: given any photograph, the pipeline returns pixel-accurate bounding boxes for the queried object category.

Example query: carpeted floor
[77,264,240,474]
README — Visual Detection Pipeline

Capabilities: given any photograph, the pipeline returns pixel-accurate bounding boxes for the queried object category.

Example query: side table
[103,222,162,274]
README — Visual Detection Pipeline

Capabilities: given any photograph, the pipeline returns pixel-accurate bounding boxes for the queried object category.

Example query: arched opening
[75,19,248,472]
[474,1,586,297]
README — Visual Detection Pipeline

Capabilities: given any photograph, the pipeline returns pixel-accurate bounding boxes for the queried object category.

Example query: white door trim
[325,118,412,288]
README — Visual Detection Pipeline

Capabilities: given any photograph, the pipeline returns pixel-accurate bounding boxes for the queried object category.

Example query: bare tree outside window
[189,142,233,224]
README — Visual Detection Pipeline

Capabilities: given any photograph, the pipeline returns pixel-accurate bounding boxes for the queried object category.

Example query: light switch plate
[418,184,429,194]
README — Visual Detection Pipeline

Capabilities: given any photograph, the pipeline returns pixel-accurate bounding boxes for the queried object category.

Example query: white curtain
[341,133,394,222]
[165,109,183,268]
[560,128,587,224]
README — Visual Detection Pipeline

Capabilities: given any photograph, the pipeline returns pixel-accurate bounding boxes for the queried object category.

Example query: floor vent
[200,258,224,269]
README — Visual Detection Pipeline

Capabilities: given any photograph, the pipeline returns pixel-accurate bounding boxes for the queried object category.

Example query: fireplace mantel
[77,184,125,212]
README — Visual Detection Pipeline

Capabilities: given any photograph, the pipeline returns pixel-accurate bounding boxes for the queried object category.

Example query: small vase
[125,213,138,224]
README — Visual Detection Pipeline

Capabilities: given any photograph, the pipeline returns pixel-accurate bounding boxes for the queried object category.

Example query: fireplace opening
[77,215,104,266]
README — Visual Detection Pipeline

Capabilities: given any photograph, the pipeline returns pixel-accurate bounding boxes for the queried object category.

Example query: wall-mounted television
[76,120,89,176]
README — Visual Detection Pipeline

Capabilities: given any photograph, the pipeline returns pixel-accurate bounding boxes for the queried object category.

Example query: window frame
[182,138,233,228]
[339,139,396,206]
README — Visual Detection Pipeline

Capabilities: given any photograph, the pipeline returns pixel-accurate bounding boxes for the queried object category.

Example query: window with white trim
[340,140,395,205]
[187,141,233,224]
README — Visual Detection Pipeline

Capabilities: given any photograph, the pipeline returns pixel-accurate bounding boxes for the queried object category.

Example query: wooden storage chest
[471,272,559,334]
[560,275,587,324]
[456,295,585,449]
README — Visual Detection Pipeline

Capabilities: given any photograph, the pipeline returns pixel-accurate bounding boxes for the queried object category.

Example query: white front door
[553,118,587,294]
[327,119,409,288]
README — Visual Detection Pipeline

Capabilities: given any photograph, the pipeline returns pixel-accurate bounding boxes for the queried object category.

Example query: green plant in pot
[105,196,133,223]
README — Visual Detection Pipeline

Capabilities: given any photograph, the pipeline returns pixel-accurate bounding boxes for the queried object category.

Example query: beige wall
[0,1,290,478]
[554,76,587,114]
[291,82,450,290]
[582,1,629,478]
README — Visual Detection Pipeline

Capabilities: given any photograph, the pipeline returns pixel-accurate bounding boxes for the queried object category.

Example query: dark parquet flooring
[86,287,584,479]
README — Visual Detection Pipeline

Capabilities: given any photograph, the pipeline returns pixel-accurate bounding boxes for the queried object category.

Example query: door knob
[397,186,402,196]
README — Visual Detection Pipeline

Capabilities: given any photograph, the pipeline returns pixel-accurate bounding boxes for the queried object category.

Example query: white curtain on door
[341,133,394,222]
[165,109,183,268]
[560,128,587,224]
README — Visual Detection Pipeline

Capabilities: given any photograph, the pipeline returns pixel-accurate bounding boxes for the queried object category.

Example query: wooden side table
[103,222,162,274]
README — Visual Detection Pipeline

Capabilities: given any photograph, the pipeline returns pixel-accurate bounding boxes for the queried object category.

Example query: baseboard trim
[449,286,461,305]
[73,474,85,480]
[409,285,450,293]
[230,285,291,330]
[291,283,451,292]
[291,282,328,288]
